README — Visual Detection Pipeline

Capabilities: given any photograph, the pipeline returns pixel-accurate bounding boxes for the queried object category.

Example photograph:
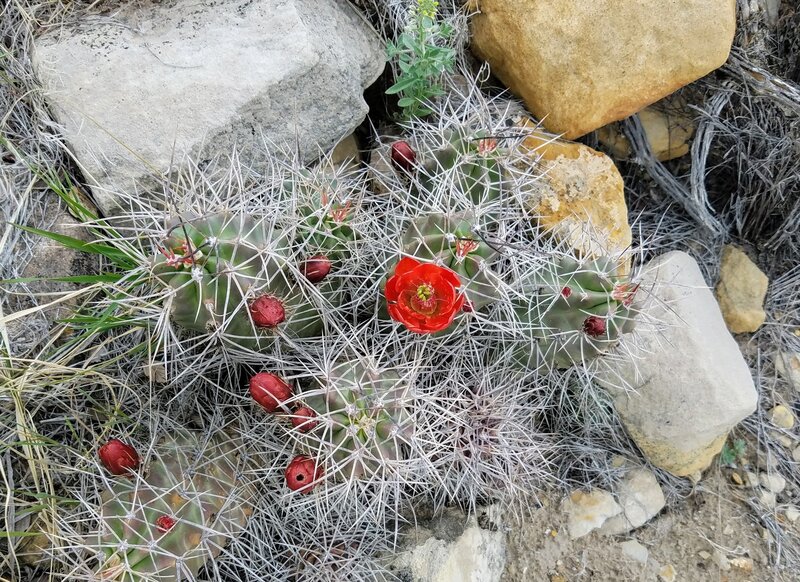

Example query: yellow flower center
[416,283,434,302]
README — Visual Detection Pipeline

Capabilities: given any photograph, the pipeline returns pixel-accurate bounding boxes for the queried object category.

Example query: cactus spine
[94,430,252,582]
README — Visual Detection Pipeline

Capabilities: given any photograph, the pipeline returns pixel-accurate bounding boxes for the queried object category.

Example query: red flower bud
[98,439,140,476]
[390,140,416,172]
[249,295,286,328]
[561,286,572,298]
[285,455,322,494]
[582,315,607,337]
[291,407,318,433]
[250,372,293,413]
[155,515,176,533]
[301,255,332,283]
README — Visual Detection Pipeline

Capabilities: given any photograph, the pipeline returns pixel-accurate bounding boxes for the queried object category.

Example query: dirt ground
[502,467,793,582]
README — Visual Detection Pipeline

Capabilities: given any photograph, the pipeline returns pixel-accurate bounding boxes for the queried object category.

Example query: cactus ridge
[511,256,637,370]
[95,430,252,582]
[291,359,414,481]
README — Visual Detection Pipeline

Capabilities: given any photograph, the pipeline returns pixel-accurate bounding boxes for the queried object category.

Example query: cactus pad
[94,430,252,581]
[510,256,637,370]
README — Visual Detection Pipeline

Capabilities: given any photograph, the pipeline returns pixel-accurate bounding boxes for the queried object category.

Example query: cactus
[94,430,252,582]
[152,210,348,351]
[290,359,413,480]
[415,129,504,206]
[401,212,500,310]
[510,256,638,370]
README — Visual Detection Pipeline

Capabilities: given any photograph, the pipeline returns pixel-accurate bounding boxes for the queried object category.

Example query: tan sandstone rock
[519,124,631,261]
[596,98,696,162]
[716,246,769,334]
[470,0,736,138]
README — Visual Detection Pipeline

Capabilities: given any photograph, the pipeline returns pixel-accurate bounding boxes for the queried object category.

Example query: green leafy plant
[719,438,747,466]
[386,0,456,119]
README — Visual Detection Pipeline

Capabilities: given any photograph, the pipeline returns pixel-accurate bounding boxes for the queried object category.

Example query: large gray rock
[599,251,758,477]
[32,0,384,216]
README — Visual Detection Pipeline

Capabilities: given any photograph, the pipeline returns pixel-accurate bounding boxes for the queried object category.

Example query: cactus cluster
[94,430,252,581]
[509,256,638,370]
[152,206,352,351]
[290,359,414,481]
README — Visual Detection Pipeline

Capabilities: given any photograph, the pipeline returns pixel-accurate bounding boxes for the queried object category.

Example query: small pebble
[658,564,676,582]
[759,472,787,493]
[744,471,760,488]
[730,557,754,573]
[770,430,794,449]
[786,506,800,522]
[769,405,795,429]
[620,539,648,564]
[698,550,711,560]
[792,446,800,463]
[730,472,743,486]
[760,491,777,509]
[723,524,734,535]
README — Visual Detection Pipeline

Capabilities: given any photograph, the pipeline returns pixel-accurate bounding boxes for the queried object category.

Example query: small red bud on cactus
[462,300,474,313]
[301,255,332,283]
[582,315,607,337]
[561,286,572,298]
[250,372,293,413]
[390,140,416,172]
[285,455,322,494]
[291,406,318,433]
[249,295,286,328]
[98,439,140,476]
[155,514,176,533]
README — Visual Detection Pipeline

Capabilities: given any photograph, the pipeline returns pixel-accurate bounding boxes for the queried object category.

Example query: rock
[775,352,800,392]
[759,491,777,509]
[597,98,696,162]
[715,246,769,333]
[759,473,787,493]
[730,472,743,486]
[561,489,622,540]
[744,471,761,489]
[730,557,754,573]
[327,133,361,172]
[658,563,677,582]
[620,540,649,564]
[785,506,800,522]
[600,469,666,535]
[793,446,800,463]
[598,251,758,476]
[469,1,736,139]
[519,124,631,260]
[769,405,796,429]
[770,430,794,449]
[698,551,712,560]
[32,0,384,216]
[392,508,506,582]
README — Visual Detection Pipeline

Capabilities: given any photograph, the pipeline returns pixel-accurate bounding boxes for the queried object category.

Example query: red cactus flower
[155,514,176,533]
[249,295,286,328]
[385,257,465,334]
[583,315,607,337]
[98,439,140,476]
[301,255,332,283]
[285,455,322,494]
[290,407,318,433]
[390,140,416,172]
[250,372,293,413]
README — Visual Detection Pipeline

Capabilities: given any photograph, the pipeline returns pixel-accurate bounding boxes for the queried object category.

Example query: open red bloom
[385,257,465,334]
